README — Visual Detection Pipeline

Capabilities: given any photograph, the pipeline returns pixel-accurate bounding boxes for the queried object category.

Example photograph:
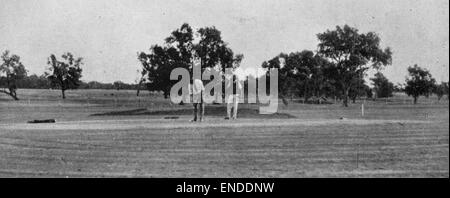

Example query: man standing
[225,74,243,120]
[190,78,205,122]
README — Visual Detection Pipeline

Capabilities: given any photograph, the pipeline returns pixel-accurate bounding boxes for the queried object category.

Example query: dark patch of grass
[91,106,296,119]
[291,99,334,105]
[91,108,148,116]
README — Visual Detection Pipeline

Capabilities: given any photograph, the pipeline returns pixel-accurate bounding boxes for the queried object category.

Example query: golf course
[0,89,448,177]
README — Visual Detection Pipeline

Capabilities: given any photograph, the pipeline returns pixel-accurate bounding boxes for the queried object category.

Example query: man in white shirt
[190,78,205,122]
[225,74,243,120]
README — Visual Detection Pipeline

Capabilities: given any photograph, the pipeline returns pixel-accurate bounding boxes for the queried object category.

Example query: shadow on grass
[91,106,296,119]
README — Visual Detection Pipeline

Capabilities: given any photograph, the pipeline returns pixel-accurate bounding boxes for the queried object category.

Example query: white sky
[1,0,448,84]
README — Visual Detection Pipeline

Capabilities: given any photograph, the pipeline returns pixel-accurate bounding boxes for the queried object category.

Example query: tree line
[254,25,448,105]
[1,24,449,104]
[0,50,143,100]
[0,74,144,91]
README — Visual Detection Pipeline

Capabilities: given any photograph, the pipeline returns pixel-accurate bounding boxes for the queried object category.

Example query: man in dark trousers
[190,78,205,122]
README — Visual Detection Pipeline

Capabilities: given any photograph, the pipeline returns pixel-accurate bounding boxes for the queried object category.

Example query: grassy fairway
[0,89,448,177]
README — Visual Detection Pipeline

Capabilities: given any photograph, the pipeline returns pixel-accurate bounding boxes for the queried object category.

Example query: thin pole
[361,103,364,116]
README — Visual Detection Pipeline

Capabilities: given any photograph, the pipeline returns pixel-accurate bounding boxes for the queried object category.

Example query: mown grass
[0,89,448,177]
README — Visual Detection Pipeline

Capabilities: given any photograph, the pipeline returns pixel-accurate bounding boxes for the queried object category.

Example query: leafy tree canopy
[317,25,392,106]
[138,23,243,98]
[0,50,27,100]
[405,64,436,104]
[45,52,83,99]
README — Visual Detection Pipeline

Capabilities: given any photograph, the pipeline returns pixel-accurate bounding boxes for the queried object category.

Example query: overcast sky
[1,0,448,84]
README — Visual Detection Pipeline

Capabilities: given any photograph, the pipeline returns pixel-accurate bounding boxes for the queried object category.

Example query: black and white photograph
[0,0,448,183]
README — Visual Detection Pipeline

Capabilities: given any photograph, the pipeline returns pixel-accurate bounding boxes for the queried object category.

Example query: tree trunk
[136,80,143,96]
[343,88,349,107]
[163,90,169,99]
[413,96,418,104]
[62,89,66,99]
[12,91,18,100]
[304,86,309,103]
[0,90,19,100]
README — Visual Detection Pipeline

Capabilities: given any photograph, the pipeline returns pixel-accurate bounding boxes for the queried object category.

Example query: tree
[371,72,394,98]
[394,83,404,92]
[135,69,147,96]
[45,52,83,99]
[321,62,343,101]
[404,64,436,104]
[113,81,126,90]
[83,81,114,89]
[317,25,392,106]
[348,77,371,103]
[138,24,194,98]
[261,53,288,98]
[138,45,177,98]
[285,51,318,102]
[433,82,448,101]
[166,23,195,68]
[194,26,243,72]
[16,74,50,89]
[0,50,27,100]
[138,23,242,99]
[262,51,330,103]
